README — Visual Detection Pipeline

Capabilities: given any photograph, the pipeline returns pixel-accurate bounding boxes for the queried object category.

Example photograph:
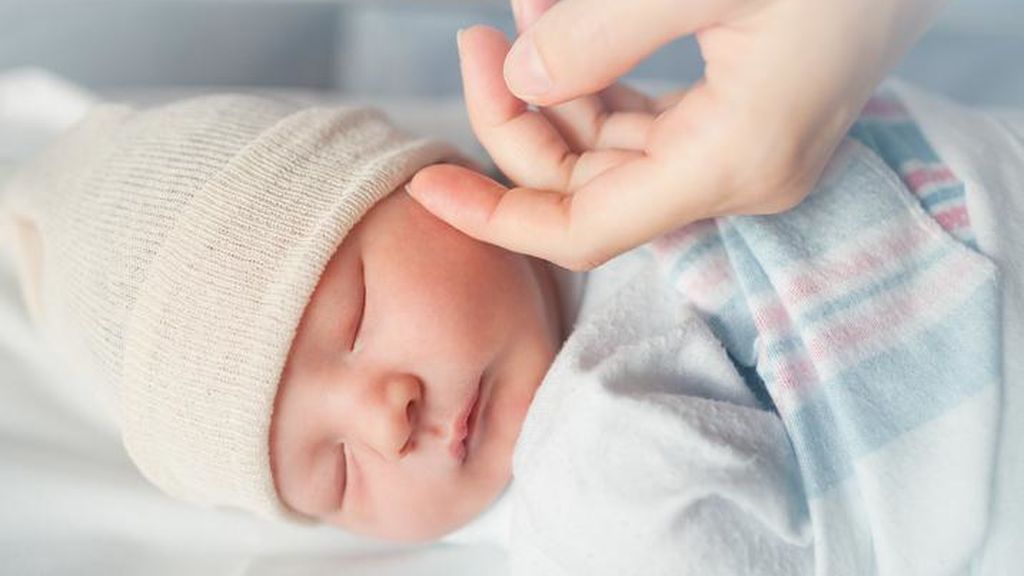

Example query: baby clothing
[509,83,1017,575]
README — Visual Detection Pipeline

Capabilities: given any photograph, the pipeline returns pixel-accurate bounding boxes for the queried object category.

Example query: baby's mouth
[449,375,483,463]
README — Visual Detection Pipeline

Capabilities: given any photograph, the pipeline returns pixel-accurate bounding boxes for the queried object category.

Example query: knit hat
[0,94,458,518]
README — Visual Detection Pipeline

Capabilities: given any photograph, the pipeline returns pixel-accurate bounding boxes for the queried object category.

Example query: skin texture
[270,187,564,542]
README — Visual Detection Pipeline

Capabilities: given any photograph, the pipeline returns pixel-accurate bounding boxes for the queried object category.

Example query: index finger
[459,25,578,192]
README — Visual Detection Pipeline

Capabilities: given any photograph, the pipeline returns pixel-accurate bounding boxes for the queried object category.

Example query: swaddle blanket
[648,94,1001,574]
[511,246,815,576]
[510,94,1000,575]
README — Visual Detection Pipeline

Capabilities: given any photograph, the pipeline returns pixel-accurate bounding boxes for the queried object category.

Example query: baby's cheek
[345,461,502,541]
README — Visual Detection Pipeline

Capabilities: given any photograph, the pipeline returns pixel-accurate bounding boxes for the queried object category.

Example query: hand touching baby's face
[270,186,562,541]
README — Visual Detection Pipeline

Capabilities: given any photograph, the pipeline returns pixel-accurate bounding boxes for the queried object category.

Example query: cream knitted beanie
[0,94,458,518]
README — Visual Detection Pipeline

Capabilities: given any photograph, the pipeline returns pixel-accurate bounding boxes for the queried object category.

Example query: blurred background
[0,0,1021,104]
[2,0,1022,172]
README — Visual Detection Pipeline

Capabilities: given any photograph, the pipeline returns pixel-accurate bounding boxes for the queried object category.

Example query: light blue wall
[0,1,338,88]
[0,0,1021,105]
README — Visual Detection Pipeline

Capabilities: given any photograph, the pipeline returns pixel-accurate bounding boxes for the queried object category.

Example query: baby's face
[270,186,562,541]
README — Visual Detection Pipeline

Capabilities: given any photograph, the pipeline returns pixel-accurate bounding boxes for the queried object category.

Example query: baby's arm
[511,390,813,576]
[509,275,813,576]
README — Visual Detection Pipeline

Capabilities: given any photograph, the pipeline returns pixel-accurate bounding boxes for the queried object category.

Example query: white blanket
[506,83,1024,576]
[508,249,814,575]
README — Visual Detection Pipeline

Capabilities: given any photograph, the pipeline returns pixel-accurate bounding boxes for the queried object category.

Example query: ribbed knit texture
[0,95,457,518]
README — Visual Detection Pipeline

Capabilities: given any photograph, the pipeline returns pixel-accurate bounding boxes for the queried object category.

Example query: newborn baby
[0,94,565,542]
[1,86,1019,575]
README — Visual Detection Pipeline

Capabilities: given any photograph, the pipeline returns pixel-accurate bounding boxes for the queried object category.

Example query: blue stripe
[918,184,966,210]
[725,154,930,272]
[797,242,953,326]
[666,229,726,283]
[850,121,942,166]
[762,333,802,359]
[787,279,999,497]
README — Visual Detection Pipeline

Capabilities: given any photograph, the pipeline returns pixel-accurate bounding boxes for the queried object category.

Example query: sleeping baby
[0,82,1016,574]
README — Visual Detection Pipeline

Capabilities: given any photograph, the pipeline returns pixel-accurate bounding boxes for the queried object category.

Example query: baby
[1,83,1020,574]
[269,137,566,540]
[0,94,565,543]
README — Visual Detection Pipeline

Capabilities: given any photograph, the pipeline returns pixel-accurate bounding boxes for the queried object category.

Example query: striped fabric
[851,93,977,248]
[644,94,1000,573]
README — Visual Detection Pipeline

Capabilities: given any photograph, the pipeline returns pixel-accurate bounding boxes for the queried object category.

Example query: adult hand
[407,0,946,270]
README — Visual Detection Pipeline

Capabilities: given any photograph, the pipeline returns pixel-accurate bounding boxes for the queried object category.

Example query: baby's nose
[365,372,422,460]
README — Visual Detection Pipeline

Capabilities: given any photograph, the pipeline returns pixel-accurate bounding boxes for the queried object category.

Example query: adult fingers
[652,84,698,113]
[599,83,657,114]
[566,149,644,192]
[542,100,654,152]
[458,25,576,191]
[407,147,713,272]
[510,0,556,31]
[408,164,588,266]
[542,82,658,152]
[409,80,763,270]
[504,0,746,105]
[510,0,653,153]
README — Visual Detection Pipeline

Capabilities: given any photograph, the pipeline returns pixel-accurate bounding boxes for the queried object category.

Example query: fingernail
[456,28,465,53]
[505,35,552,99]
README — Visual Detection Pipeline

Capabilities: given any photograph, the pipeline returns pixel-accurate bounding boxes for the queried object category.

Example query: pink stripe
[749,297,817,391]
[752,298,791,334]
[752,299,819,393]
[934,205,970,233]
[678,252,734,293]
[901,165,957,195]
[749,297,820,395]
[783,224,933,306]
[766,356,818,392]
[804,251,979,366]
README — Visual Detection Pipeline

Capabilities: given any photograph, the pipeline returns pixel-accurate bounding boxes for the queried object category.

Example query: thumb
[504,0,734,105]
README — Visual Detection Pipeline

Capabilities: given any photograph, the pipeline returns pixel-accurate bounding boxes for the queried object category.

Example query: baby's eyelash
[350,260,366,351]
[337,443,348,509]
